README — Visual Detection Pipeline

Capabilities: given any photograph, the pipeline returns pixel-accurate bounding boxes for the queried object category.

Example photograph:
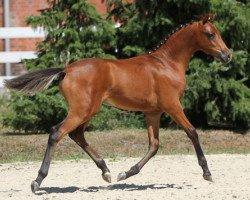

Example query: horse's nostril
[218,51,232,64]
[227,53,232,62]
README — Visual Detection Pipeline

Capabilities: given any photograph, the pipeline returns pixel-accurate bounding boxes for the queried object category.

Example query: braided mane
[148,13,216,54]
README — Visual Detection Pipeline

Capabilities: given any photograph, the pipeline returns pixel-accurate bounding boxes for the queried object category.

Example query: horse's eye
[206,32,215,40]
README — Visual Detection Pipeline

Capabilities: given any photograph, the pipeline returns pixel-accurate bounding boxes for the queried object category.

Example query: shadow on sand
[36,186,80,195]
[37,183,184,195]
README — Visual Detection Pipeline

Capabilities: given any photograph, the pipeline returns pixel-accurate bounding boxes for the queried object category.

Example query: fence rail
[0,51,37,63]
[0,27,45,88]
[0,27,45,39]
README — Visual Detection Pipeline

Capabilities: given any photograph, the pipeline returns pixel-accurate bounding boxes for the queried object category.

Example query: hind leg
[31,89,104,193]
[69,123,111,183]
[117,112,161,181]
[31,113,84,193]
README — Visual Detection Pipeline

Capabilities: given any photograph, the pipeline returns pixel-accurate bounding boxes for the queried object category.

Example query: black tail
[4,68,66,95]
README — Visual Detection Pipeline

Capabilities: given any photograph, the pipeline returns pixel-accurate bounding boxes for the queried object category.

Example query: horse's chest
[157,74,186,98]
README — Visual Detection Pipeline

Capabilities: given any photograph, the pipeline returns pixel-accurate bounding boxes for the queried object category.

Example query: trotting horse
[5,14,232,193]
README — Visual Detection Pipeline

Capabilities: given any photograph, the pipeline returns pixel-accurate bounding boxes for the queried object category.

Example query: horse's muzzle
[218,50,232,64]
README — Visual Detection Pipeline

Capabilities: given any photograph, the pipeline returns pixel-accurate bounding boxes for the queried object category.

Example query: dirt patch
[0,154,249,200]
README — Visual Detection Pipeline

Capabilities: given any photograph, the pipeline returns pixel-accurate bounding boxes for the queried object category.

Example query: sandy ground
[0,154,250,200]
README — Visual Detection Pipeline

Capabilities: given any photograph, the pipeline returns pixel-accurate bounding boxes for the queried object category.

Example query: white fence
[0,27,45,88]
[0,27,45,39]
[0,51,38,63]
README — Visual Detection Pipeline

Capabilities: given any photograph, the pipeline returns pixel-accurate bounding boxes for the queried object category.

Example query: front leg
[166,101,212,181]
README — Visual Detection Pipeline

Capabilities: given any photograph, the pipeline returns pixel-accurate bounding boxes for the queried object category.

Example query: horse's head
[195,14,232,64]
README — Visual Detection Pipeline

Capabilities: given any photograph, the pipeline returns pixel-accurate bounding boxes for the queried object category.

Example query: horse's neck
[153,23,198,72]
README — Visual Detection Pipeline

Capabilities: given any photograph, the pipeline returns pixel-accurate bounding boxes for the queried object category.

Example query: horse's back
[60,56,160,112]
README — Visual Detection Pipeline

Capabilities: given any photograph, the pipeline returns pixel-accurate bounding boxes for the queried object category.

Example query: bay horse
[5,14,232,193]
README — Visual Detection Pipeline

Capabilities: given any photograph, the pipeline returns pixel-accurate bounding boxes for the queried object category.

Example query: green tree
[106,0,250,129]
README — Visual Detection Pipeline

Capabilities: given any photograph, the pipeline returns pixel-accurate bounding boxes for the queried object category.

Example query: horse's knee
[50,122,63,134]
[149,140,159,156]
[50,126,57,135]
[153,141,160,151]
[48,131,60,146]
[185,127,198,141]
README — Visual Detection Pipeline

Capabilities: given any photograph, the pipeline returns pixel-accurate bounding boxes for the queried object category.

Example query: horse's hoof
[203,175,213,182]
[31,180,40,193]
[102,172,111,183]
[117,172,126,182]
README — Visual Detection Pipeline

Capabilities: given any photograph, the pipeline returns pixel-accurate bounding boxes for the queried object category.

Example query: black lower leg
[69,128,111,182]
[34,146,52,186]
[31,129,59,193]
[185,128,211,179]
[125,164,140,179]
[86,150,111,183]
[92,157,110,174]
[118,144,159,181]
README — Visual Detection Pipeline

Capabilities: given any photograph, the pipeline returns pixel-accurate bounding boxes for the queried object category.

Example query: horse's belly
[103,95,159,112]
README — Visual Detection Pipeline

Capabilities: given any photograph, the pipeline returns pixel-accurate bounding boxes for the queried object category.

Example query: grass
[0,129,250,164]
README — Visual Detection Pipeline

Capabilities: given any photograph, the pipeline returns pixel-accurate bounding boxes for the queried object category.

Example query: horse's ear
[198,13,216,25]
